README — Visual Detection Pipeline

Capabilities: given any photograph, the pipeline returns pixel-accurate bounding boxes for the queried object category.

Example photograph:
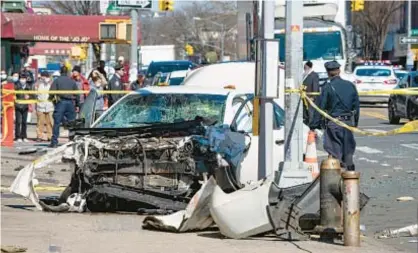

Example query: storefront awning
[29,43,74,56]
[1,12,140,44]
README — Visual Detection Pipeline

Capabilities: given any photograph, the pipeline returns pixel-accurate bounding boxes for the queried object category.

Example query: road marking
[381,163,390,167]
[357,146,383,154]
[358,157,378,163]
[400,144,418,150]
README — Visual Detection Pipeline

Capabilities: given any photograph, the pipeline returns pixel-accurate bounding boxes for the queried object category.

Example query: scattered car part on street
[376,224,418,239]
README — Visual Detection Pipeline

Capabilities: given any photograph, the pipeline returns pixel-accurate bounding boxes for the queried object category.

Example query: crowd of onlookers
[1,56,146,147]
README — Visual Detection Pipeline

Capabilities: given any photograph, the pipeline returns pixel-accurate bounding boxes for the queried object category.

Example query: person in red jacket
[118,56,131,90]
[71,65,89,110]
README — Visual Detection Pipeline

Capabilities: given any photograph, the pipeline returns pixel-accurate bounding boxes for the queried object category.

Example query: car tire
[407,101,417,121]
[388,100,400,124]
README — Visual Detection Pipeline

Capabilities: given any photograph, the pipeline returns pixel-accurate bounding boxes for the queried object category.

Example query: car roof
[355,65,394,69]
[131,86,234,96]
[150,60,192,65]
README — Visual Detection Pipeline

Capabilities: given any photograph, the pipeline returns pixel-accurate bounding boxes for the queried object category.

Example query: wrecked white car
[11,86,312,213]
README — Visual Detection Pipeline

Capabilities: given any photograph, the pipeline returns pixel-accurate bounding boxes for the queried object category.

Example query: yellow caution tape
[0,185,66,192]
[2,89,130,95]
[34,185,67,192]
[302,94,418,136]
[286,88,418,96]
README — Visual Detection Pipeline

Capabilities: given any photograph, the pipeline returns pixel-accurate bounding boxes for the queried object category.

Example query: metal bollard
[342,171,361,247]
[314,156,343,238]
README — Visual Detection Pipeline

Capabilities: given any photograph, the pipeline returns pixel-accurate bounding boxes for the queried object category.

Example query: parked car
[164,70,190,86]
[144,60,196,86]
[353,62,400,104]
[388,71,418,124]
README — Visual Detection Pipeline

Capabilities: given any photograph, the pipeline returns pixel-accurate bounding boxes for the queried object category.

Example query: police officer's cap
[114,64,123,71]
[324,61,341,71]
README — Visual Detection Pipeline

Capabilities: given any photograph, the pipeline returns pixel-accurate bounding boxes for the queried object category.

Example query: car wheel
[407,101,417,121]
[388,100,400,124]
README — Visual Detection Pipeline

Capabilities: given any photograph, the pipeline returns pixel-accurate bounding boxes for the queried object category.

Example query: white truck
[139,45,176,67]
[237,0,355,83]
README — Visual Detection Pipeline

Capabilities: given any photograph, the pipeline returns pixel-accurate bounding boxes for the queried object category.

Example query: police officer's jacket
[49,76,80,107]
[311,76,360,128]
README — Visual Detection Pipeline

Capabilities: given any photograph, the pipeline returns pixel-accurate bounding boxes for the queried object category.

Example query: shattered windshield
[95,93,227,128]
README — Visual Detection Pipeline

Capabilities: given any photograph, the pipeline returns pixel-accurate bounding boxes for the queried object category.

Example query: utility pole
[220,24,225,62]
[407,0,414,70]
[130,9,138,82]
[257,0,279,180]
[278,0,310,188]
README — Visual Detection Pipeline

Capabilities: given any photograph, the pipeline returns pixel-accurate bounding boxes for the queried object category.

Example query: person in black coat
[310,61,360,171]
[14,72,33,142]
[107,64,125,107]
[302,61,320,125]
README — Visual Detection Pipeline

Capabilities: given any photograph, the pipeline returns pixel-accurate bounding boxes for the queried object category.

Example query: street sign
[116,0,152,8]
[400,36,418,44]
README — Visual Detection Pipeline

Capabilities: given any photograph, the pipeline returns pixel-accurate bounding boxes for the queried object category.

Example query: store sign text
[33,35,91,42]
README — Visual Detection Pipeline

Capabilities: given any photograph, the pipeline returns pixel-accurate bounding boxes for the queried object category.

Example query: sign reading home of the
[33,35,91,43]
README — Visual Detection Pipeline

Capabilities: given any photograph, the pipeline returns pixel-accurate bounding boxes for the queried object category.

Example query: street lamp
[193,16,225,62]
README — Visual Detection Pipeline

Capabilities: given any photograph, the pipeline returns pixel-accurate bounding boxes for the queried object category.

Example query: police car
[353,61,401,104]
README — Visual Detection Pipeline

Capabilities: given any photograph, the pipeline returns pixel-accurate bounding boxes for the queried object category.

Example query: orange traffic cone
[305,130,319,179]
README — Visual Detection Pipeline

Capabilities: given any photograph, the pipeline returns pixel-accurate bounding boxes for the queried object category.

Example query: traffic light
[159,0,174,11]
[351,0,364,12]
[185,44,194,56]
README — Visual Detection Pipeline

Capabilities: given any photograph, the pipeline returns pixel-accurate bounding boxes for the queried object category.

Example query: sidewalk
[0,197,405,253]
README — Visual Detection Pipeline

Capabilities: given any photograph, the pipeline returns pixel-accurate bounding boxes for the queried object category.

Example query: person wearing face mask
[302,61,320,125]
[14,73,33,142]
[34,71,54,142]
[22,63,35,86]
[52,71,60,81]
[1,70,7,81]
[11,72,20,85]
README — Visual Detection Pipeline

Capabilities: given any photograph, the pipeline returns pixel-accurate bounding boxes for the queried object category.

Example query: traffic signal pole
[407,0,414,70]
[277,0,311,188]
[130,9,138,82]
[257,0,278,180]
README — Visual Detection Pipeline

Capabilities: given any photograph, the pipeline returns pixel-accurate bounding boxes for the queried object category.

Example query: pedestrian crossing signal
[159,0,174,11]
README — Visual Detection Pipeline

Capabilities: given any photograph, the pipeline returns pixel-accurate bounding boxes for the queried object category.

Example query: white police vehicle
[353,61,401,104]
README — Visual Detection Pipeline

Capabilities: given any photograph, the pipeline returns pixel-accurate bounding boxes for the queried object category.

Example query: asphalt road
[1,106,417,252]
[351,105,418,253]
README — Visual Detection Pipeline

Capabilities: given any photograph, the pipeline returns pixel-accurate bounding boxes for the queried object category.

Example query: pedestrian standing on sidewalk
[48,74,80,148]
[71,65,89,111]
[14,73,32,142]
[302,61,320,125]
[34,71,54,142]
[309,61,360,171]
[89,76,105,120]
[108,64,125,107]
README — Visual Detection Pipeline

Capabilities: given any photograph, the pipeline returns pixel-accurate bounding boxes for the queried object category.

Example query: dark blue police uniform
[310,61,360,171]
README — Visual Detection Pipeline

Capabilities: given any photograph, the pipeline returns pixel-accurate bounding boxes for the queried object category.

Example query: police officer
[107,64,125,107]
[310,61,360,171]
[49,73,80,148]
